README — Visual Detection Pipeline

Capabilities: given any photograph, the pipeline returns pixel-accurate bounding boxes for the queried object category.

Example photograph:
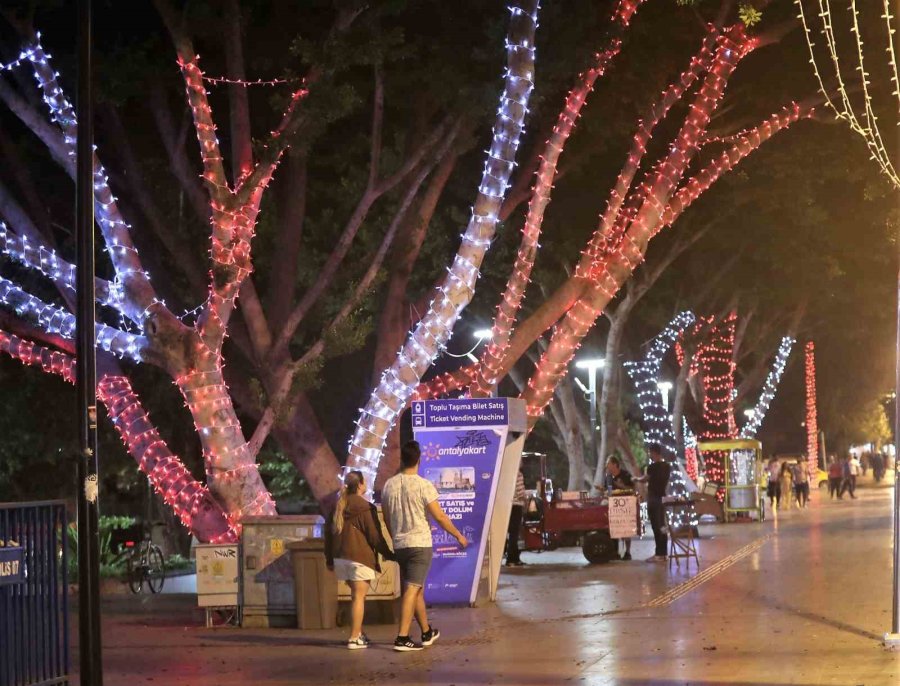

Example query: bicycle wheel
[127,553,143,594]
[147,545,166,594]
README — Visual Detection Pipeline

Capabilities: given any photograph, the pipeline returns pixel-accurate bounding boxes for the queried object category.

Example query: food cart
[697,439,763,522]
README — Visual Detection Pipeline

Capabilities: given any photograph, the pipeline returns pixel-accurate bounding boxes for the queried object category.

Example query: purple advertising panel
[413,425,507,605]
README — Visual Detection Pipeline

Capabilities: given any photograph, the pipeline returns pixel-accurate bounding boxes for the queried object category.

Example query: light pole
[575,358,605,469]
[887,257,900,649]
[76,0,103,681]
[658,381,673,412]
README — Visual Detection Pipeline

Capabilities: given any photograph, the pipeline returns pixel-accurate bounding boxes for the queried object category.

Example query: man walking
[381,441,468,652]
[766,457,782,511]
[841,454,860,499]
[638,444,670,562]
[792,459,810,508]
[505,469,526,566]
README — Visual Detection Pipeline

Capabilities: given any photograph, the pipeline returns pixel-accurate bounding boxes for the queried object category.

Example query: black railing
[0,501,69,686]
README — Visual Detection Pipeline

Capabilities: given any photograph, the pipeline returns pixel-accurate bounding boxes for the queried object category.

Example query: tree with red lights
[0,1,542,539]
[404,6,826,485]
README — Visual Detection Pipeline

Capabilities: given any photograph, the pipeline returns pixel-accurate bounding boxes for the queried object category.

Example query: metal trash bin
[287,539,337,629]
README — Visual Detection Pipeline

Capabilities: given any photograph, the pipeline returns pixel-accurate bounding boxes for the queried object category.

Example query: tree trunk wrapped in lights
[805,341,819,478]
[472,0,646,397]
[345,1,541,485]
[412,23,816,463]
[739,336,795,439]
[624,311,698,526]
[0,15,324,535]
[697,313,737,495]
[520,26,757,422]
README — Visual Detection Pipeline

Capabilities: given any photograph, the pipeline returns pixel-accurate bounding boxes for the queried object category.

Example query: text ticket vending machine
[411,397,527,606]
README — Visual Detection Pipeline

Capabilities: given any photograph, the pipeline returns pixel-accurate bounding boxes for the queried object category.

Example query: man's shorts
[393,547,433,587]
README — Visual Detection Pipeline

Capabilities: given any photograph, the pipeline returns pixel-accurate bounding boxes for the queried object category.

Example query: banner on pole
[412,398,512,605]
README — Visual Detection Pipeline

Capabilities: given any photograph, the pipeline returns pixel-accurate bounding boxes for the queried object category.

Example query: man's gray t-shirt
[381,473,439,549]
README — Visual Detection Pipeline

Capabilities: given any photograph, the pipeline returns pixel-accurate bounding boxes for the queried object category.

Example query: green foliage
[258,452,314,502]
[627,421,649,471]
[66,516,136,581]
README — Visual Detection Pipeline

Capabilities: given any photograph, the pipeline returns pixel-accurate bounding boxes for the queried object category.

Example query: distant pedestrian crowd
[765,457,810,510]
[765,451,888,513]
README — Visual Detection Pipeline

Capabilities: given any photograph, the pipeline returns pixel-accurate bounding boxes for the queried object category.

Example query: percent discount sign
[608,495,639,539]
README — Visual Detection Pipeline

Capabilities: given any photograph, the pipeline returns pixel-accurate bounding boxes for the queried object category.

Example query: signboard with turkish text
[608,495,639,539]
[0,545,24,586]
[411,397,509,430]
[412,399,509,605]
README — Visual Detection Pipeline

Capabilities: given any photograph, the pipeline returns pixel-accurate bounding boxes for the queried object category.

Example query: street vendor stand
[698,439,763,522]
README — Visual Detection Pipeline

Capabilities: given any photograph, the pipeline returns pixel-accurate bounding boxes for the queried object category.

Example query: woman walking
[779,461,794,510]
[827,457,842,499]
[329,470,393,649]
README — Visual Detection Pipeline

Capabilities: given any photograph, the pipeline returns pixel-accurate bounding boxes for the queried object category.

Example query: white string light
[345,2,541,487]
[624,311,698,527]
[797,0,899,188]
[739,336,794,439]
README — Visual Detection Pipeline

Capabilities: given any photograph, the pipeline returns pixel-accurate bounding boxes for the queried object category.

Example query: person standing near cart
[637,444,670,562]
[598,456,636,561]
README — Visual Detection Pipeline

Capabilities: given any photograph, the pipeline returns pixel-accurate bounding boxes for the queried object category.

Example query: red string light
[98,376,236,542]
[0,328,75,382]
[475,0,646,396]
[697,313,737,498]
[805,341,819,478]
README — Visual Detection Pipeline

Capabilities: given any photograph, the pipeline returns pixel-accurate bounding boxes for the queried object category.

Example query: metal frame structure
[698,439,763,522]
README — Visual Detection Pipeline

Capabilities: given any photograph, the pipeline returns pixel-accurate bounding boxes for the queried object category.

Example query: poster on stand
[412,398,510,605]
[608,495,638,539]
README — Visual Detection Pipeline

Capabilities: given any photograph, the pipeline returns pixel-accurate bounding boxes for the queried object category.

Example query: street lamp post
[76,0,104,681]
[576,358,605,468]
[887,259,900,649]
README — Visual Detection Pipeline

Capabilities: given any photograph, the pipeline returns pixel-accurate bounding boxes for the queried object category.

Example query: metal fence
[0,501,69,686]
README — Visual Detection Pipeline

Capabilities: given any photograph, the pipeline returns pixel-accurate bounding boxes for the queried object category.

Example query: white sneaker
[347,635,370,650]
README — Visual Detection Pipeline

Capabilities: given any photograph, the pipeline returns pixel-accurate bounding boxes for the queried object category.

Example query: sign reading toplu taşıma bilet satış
[411,397,526,606]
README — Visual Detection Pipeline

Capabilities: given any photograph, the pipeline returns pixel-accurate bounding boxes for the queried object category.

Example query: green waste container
[287,539,337,629]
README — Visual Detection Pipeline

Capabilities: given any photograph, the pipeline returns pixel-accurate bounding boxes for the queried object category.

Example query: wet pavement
[77,478,900,685]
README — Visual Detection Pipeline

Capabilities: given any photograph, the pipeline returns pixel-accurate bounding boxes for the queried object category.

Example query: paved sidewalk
[76,483,900,685]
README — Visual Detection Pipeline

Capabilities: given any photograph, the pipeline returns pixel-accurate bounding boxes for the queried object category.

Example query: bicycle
[125,536,166,594]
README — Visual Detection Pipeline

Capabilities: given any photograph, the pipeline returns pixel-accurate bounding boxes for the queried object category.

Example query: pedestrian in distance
[840,453,860,499]
[792,460,810,508]
[827,456,842,499]
[327,470,394,650]
[766,457,782,511]
[597,455,636,561]
[779,461,794,510]
[837,455,851,499]
[874,452,885,482]
[505,469,526,567]
[635,444,670,562]
[381,441,469,652]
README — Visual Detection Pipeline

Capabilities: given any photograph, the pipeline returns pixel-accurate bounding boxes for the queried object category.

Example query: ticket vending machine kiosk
[411,397,527,606]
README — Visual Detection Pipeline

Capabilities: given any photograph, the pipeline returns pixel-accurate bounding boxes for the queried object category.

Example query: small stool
[666,511,700,569]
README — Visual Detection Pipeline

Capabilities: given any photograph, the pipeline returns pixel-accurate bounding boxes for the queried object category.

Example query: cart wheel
[582,531,615,564]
